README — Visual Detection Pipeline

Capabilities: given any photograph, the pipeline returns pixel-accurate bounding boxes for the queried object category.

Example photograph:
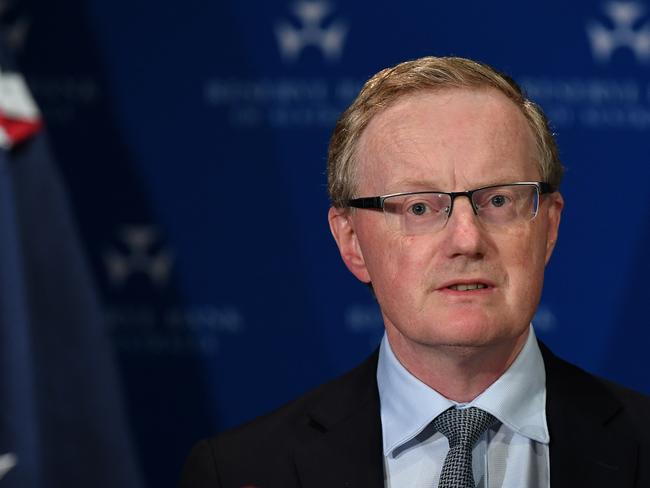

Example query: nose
[441,196,486,258]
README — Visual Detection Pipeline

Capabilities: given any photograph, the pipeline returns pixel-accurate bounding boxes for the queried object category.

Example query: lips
[437,279,495,291]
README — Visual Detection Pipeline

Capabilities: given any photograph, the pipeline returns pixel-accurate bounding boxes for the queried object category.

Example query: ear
[544,192,564,264]
[328,207,371,283]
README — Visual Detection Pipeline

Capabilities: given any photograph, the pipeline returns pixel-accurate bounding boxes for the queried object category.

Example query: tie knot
[432,407,497,449]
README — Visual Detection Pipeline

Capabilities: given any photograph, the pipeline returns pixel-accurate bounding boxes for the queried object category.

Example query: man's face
[329,88,563,354]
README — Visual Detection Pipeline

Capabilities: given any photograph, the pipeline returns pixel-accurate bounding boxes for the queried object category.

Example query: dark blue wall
[7,1,650,486]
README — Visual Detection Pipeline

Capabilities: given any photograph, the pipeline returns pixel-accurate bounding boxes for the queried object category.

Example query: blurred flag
[0,49,143,487]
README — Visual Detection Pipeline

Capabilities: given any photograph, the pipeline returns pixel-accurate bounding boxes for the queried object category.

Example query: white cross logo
[586,2,650,63]
[103,225,173,288]
[274,1,348,62]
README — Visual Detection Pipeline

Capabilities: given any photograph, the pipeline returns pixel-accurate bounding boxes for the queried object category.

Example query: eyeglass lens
[383,184,540,235]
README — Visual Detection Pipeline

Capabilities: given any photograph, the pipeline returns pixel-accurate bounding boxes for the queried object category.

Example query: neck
[385,326,530,403]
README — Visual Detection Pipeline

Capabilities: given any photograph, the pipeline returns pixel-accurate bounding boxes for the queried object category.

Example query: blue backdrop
[3,0,649,486]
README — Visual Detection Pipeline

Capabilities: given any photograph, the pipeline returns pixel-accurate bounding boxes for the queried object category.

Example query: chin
[424,315,524,348]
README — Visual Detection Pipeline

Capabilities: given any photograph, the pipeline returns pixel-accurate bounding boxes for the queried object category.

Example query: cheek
[361,231,431,291]
[500,228,548,300]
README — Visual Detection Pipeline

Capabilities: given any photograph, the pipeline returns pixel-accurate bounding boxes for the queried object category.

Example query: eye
[408,202,429,216]
[489,194,509,207]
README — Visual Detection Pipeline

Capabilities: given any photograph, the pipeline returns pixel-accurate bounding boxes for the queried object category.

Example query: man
[181,56,650,487]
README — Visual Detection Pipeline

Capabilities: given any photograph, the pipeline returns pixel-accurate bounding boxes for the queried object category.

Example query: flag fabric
[0,53,143,487]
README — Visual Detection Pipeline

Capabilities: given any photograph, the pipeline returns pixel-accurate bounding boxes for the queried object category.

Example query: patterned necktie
[432,407,497,488]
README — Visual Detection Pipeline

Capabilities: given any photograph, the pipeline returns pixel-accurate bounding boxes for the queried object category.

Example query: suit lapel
[542,344,638,488]
[293,352,384,488]
[289,343,642,487]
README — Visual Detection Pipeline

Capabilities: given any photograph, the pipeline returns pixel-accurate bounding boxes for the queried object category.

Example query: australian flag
[0,47,143,487]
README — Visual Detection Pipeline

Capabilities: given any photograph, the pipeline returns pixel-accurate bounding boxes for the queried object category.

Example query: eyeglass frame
[346,181,556,223]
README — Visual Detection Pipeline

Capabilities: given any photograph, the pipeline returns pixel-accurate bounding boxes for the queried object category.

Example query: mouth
[437,279,495,293]
[446,283,489,291]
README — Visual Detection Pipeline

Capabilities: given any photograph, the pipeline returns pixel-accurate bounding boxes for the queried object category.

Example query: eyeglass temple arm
[539,182,555,194]
[347,197,383,209]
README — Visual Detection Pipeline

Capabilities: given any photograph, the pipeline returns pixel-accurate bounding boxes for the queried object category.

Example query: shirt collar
[377,325,549,457]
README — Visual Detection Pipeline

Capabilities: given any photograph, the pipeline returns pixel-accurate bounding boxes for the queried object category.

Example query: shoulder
[180,351,380,487]
[541,341,650,438]
[541,341,649,405]
[597,377,650,434]
[540,342,650,486]
[216,349,379,447]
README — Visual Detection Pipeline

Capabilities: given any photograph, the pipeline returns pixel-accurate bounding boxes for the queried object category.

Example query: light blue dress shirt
[377,326,550,487]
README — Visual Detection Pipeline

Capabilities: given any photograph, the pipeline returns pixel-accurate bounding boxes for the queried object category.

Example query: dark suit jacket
[180,344,650,487]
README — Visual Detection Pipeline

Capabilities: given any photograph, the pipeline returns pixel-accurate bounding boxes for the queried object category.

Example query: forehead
[355,88,540,193]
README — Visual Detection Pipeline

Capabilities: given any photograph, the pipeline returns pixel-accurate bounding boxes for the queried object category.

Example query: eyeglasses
[347,182,555,235]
